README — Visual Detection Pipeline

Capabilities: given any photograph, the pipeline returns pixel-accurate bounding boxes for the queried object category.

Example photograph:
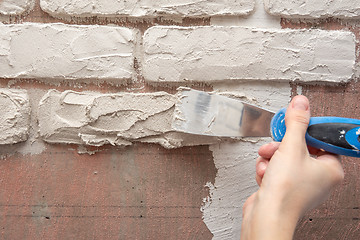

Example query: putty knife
[172,88,360,158]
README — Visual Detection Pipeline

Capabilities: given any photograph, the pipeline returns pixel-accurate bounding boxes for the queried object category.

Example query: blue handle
[271,108,360,158]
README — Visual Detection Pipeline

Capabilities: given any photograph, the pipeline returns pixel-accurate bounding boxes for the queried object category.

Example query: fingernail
[292,96,309,111]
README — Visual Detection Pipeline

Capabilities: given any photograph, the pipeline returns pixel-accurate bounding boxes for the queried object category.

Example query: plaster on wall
[264,0,360,19]
[38,90,223,149]
[0,23,135,81]
[0,88,30,145]
[40,0,254,18]
[143,26,356,83]
[201,82,291,239]
[211,0,280,28]
[0,0,34,15]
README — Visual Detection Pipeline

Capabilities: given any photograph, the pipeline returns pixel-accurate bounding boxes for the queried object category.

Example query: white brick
[264,0,360,19]
[38,90,220,149]
[40,0,254,18]
[143,26,356,83]
[0,23,135,81]
[0,89,30,144]
[0,0,35,16]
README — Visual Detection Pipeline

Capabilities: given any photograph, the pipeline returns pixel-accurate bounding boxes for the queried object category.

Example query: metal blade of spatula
[172,88,275,137]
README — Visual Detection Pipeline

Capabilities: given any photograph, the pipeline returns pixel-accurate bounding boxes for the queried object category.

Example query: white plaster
[0,23,135,81]
[202,140,265,239]
[0,88,48,158]
[143,26,356,83]
[40,0,254,18]
[264,0,360,19]
[201,84,290,239]
[212,81,291,112]
[38,90,222,149]
[0,0,35,15]
[211,0,281,28]
[0,88,30,145]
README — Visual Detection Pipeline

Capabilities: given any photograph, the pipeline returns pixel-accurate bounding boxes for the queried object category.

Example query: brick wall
[0,0,359,239]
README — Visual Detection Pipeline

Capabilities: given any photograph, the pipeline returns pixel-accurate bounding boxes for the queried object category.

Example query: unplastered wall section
[0,0,359,239]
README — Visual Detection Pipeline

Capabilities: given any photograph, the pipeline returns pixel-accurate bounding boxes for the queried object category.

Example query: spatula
[172,88,360,158]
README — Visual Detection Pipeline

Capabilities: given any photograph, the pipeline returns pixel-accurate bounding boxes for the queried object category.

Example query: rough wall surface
[0,88,30,144]
[0,23,135,80]
[143,26,356,83]
[38,90,221,148]
[40,0,255,18]
[0,0,359,239]
[0,0,35,15]
[264,0,360,19]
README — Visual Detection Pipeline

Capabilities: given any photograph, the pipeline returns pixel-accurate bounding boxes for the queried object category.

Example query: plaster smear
[40,0,254,18]
[38,90,222,149]
[0,88,30,145]
[143,26,356,83]
[0,0,34,15]
[264,0,360,19]
[211,0,281,29]
[0,23,135,81]
[201,83,290,239]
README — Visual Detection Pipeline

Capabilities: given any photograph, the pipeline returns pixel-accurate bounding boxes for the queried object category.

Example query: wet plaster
[0,88,46,158]
[40,0,254,19]
[264,0,360,19]
[201,82,291,239]
[38,90,223,149]
[211,0,281,28]
[0,23,136,81]
[143,26,356,83]
[0,88,31,145]
[0,0,35,16]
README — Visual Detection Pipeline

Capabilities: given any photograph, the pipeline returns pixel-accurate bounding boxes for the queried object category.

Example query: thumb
[281,95,311,152]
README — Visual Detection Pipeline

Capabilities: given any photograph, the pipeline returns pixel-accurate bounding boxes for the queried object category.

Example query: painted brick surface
[143,26,356,83]
[0,89,30,145]
[264,0,360,19]
[40,0,254,18]
[0,0,35,15]
[0,23,135,80]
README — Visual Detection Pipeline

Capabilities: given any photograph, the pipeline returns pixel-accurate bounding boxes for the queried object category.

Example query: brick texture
[38,90,220,149]
[0,23,135,80]
[0,89,30,144]
[40,0,255,18]
[0,0,35,16]
[0,1,359,240]
[143,26,356,83]
[264,0,360,19]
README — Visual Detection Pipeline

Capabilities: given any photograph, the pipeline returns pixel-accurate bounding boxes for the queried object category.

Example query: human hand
[241,95,344,240]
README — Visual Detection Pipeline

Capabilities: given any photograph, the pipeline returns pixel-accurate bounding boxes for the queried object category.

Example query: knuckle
[286,112,310,126]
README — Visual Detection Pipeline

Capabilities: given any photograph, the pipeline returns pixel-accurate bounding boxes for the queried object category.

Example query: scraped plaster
[143,26,356,83]
[0,23,135,80]
[38,90,224,149]
[211,0,281,28]
[40,0,254,18]
[0,88,30,145]
[201,82,291,239]
[0,0,34,15]
[264,0,360,19]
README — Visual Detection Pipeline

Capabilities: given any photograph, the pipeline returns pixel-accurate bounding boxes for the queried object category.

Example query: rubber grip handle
[271,108,360,158]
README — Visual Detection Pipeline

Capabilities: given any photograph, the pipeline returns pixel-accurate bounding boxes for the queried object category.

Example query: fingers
[256,142,280,186]
[317,153,344,185]
[256,157,269,186]
[258,142,280,159]
[280,95,311,155]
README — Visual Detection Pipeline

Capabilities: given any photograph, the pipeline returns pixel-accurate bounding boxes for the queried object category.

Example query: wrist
[242,191,300,240]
